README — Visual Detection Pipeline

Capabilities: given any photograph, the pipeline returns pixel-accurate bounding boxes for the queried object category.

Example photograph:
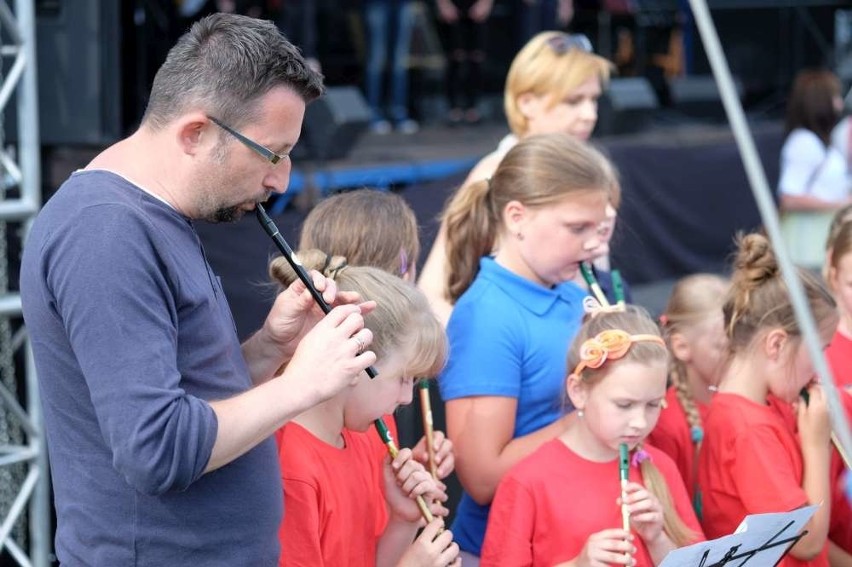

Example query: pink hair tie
[631,448,652,467]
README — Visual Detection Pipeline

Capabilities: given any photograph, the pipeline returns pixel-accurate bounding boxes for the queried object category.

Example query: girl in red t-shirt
[824,211,852,392]
[481,306,704,567]
[819,216,852,561]
[270,251,460,567]
[648,273,728,520]
[698,232,842,567]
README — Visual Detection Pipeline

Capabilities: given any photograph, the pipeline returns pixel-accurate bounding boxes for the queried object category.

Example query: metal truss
[0,0,49,565]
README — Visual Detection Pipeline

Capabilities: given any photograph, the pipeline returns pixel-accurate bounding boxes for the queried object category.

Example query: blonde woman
[418,31,614,325]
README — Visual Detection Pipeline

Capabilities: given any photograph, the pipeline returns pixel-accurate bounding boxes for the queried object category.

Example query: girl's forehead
[590,360,668,394]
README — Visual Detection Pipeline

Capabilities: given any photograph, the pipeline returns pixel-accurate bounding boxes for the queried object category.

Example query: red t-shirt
[765,393,852,555]
[480,439,704,567]
[698,392,829,567]
[823,330,852,552]
[647,386,709,503]
[276,422,389,567]
[829,388,852,553]
[825,329,852,388]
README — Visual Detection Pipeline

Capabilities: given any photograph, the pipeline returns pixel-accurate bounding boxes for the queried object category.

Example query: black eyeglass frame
[208,116,287,165]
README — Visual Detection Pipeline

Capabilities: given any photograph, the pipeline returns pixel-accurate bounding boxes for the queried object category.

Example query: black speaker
[596,77,660,136]
[4,1,123,146]
[301,86,371,162]
[669,75,743,122]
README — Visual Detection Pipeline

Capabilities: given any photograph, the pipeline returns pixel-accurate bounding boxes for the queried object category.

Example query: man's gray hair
[142,13,325,130]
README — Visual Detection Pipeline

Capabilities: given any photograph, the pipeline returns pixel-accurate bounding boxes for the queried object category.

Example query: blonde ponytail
[444,178,498,302]
[639,452,699,547]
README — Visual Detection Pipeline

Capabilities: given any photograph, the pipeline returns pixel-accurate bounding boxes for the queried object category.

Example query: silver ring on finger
[354,336,365,354]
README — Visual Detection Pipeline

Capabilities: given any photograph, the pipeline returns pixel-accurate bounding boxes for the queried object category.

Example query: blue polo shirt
[438,257,588,555]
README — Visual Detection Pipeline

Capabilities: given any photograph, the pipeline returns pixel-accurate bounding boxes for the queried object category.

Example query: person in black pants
[436,0,493,125]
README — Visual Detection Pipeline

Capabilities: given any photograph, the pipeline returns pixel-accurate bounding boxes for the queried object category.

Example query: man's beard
[208,205,243,223]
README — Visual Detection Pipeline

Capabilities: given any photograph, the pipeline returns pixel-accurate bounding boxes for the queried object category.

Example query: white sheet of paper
[659,505,818,567]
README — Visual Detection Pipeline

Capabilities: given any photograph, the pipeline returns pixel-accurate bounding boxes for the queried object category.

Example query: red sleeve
[647,421,684,469]
[279,478,325,567]
[829,390,852,552]
[647,391,689,479]
[652,448,705,542]
[730,426,808,514]
[829,464,852,552]
[480,475,536,567]
[373,445,390,540]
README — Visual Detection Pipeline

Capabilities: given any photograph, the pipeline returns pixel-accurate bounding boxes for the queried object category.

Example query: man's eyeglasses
[208,116,288,165]
[545,33,593,55]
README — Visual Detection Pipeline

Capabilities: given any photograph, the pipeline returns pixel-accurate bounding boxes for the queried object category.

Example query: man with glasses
[20,13,377,565]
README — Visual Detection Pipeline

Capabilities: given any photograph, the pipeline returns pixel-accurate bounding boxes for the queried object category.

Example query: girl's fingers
[392,448,414,470]
[630,511,659,525]
[440,542,461,566]
[419,518,444,541]
[589,548,634,566]
[428,501,450,518]
[432,526,454,546]
[597,538,635,555]
[401,471,433,496]
[626,499,655,514]
[591,529,633,542]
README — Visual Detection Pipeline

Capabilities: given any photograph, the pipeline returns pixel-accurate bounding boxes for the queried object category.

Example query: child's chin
[344,420,374,433]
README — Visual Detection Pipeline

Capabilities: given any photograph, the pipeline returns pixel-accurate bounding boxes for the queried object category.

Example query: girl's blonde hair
[299,189,420,278]
[660,274,729,443]
[568,306,696,548]
[443,133,616,302]
[828,221,852,295]
[823,206,852,284]
[505,32,612,137]
[660,274,728,519]
[725,233,836,354]
[269,250,446,378]
[825,204,852,253]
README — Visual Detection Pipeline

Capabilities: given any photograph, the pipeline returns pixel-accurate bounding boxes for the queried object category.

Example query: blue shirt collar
[477,257,588,315]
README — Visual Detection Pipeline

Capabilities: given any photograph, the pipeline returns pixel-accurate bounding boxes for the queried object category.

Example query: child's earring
[577,408,584,418]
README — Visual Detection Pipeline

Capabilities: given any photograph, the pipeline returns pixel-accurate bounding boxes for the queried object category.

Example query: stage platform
[45,121,507,208]
[266,122,505,212]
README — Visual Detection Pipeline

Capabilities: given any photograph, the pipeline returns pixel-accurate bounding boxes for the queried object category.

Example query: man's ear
[175,113,210,156]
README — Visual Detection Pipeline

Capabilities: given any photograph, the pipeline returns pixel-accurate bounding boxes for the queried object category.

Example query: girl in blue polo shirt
[438,132,617,564]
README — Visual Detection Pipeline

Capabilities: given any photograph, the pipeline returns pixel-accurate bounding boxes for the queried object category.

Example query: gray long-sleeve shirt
[21,170,281,566]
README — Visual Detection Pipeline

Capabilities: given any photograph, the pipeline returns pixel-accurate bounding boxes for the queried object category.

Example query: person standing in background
[364,0,420,134]
[778,69,851,270]
[435,0,493,126]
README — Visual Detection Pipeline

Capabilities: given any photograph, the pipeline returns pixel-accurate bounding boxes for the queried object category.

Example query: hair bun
[733,233,778,290]
[269,249,348,287]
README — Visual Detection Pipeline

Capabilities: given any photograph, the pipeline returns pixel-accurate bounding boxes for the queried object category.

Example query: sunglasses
[545,33,593,55]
